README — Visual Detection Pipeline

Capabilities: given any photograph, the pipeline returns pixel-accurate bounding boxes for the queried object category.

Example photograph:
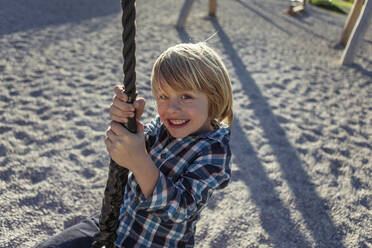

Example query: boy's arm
[131,154,160,198]
[136,141,231,223]
[123,117,162,197]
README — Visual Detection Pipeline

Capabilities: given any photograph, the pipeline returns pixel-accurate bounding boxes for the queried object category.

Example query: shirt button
[160,153,166,159]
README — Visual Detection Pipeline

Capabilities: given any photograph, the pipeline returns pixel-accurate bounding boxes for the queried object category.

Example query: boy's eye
[158,95,168,100]
[181,94,193,100]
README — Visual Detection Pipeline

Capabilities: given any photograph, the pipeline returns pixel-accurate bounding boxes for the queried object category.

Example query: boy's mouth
[167,119,190,127]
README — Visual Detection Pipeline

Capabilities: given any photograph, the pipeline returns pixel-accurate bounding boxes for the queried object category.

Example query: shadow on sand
[234,0,292,36]
[349,63,372,78]
[235,0,337,43]
[0,0,120,35]
[176,16,346,247]
[212,17,345,248]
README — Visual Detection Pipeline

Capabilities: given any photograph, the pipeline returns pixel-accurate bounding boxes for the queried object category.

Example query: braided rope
[92,1,136,247]
[122,0,136,99]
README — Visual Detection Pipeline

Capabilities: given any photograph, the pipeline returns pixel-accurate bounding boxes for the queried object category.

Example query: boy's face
[155,84,212,138]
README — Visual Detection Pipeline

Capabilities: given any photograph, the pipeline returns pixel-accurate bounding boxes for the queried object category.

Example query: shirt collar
[193,123,231,143]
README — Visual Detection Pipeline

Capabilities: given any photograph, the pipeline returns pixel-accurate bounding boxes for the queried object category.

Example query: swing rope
[92,0,137,247]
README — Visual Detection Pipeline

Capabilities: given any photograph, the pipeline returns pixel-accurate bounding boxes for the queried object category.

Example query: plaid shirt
[114,116,232,248]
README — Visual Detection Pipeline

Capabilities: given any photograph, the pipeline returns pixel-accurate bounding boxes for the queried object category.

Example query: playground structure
[177,0,216,27]
[340,0,371,64]
[176,0,371,65]
[286,0,306,16]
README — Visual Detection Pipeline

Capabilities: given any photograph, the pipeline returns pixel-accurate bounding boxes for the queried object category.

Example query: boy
[35,42,233,248]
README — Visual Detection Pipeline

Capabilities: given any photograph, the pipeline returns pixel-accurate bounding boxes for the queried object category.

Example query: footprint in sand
[340,125,355,136]
[46,135,65,144]
[81,168,96,179]
[18,167,52,184]
[321,146,335,155]
[84,74,98,81]
[19,191,71,214]
[30,89,43,97]
[74,129,85,139]
[359,195,371,210]
[0,144,7,157]
[350,176,366,190]
[0,126,12,134]
[81,148,95,157]
[41,149,59,157]
[84,110,101,116]
[3,76,15,82]
[329,159,343,178]
[73,141,89,150]
[340,149,350,158]
[0,94,11,103]
[0,167,14,181]
[36,106,51,115]
[354,141,372,149]
[14,130,34,145]
[296,132,318,144]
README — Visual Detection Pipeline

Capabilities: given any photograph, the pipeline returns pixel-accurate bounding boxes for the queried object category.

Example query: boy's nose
[168,99,182,113]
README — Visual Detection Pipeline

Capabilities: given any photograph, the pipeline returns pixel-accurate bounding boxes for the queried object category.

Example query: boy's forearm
[131,154,159,198]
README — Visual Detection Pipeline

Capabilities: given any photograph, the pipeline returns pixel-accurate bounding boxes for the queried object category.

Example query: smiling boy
[34,42,234,248]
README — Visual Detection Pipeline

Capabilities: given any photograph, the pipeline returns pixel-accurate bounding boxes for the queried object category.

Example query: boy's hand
[105,120,147,170]
[110,85,146,124]
[105,121,160,197]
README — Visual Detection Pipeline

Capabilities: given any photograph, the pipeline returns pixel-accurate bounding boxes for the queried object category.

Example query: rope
[92,1,136,247]
[122,0,137,118]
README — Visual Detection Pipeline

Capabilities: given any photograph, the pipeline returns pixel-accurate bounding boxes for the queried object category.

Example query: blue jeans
[34,215,101,248]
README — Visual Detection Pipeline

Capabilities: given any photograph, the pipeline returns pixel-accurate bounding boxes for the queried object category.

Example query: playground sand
[0,0,371,247]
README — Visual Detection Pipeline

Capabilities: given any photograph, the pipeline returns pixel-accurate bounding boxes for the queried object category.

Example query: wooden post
[293,3,305,13]
[340,0,372,65]
[286,0,306,16]
[209,0,217,16]
[176,0,196,28]
[340,0,366,46]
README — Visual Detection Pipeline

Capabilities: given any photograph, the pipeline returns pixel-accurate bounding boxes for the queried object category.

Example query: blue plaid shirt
[115,116,231,248]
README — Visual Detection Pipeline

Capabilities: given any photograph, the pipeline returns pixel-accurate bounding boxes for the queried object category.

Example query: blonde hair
[151,42,233,127]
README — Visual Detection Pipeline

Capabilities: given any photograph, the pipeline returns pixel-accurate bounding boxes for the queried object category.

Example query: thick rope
[122,0,137,113]
[92,1,136,247]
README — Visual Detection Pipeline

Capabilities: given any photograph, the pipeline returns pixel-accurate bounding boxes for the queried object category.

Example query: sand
[0,0,371,247]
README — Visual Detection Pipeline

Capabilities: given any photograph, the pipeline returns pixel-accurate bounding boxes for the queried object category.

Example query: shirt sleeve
[136,141,231,224]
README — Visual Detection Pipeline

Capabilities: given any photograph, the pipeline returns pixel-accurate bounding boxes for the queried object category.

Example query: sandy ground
[0,0,371,247]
